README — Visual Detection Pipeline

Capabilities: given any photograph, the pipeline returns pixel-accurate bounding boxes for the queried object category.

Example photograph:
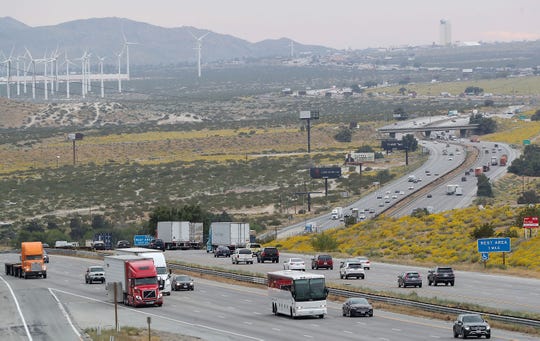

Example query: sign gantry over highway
[477,237,511,253]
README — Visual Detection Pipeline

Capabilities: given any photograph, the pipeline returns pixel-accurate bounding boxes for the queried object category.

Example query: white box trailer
[209,222,250,251]
[157,221,204,249]
[113,248,172,295]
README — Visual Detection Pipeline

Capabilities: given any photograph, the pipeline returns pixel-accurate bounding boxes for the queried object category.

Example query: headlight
[158,293,162,298]
[135,295,142,300]
[464,326,470,330]
[486,325,490,330]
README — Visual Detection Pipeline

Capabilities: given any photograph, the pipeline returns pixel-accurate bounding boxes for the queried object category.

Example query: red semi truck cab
[105,255,163,307]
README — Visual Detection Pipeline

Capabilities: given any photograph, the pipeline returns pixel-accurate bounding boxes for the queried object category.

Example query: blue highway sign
[477,237,511,253]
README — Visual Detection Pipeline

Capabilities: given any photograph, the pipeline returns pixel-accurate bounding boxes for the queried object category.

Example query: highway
[164,249,540,315]
[1,253,537,341]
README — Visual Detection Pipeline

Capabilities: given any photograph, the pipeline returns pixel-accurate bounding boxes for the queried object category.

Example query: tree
[465,86,483,95]
[334,127,352,142]
[508,145,540,176]
[476,174,493,197]
[356,145,375,153]
[470,223,495,239]
[363,80,377,88]
[517,190,540,205]
[469,113,497,134]
[310,232,339,251]
[531,109,540,121]
[401,134,418,151]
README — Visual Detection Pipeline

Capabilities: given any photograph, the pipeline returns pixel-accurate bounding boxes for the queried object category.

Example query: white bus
[268,270,328,318]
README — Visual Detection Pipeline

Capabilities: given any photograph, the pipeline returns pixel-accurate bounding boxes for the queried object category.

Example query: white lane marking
[217,315,226,319]
[430,336,441,339]
[50,288,264,340]
[303,335,313,338]
[392,328,402,332]
[244,321,253,325]
[272,327,281,331]
[0,275,33,341]
[343,330,353,334]
[48,288,82,339]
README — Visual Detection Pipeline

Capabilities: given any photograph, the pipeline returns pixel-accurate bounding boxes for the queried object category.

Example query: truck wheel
[23,272,27,279]
[43,273,47,279]
[450,281,454,286]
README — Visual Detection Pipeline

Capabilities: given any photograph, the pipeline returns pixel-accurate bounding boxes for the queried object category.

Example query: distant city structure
[439,19,452,46]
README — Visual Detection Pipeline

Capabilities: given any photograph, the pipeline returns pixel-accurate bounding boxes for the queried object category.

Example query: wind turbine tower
[290,40,294,58]
[98,56,105,98]
[190,31,210,78]
[123,33,138,79]
[24,48,37,100]
[117,47,124,93]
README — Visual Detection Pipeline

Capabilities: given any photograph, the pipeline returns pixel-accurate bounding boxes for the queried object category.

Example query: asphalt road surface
[1,253,537,340]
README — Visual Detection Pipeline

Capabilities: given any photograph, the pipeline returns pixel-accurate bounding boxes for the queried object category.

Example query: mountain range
[0,17,334,65]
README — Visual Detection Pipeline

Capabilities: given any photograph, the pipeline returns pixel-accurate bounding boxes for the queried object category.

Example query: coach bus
[267,270,328,318]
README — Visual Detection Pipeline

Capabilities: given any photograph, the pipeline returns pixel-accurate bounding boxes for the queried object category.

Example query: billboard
[310,167,341,179]
[67,133,84,141]
[346,152,375,163]
[381,139,404,150]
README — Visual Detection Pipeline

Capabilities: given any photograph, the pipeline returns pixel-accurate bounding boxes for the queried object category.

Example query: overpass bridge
[378,123,479,138]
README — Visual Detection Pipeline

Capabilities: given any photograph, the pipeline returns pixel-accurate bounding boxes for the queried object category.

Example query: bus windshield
[292,278,327,301]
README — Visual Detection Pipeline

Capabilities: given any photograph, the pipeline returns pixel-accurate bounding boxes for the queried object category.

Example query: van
[245,242,261,256]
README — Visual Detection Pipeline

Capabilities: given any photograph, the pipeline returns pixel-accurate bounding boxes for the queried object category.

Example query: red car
[311,254,333,270]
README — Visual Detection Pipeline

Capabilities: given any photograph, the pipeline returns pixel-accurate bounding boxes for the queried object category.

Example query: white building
[439,19,452,46]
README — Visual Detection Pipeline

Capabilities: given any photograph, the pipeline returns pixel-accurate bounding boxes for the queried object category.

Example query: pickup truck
[427,266,455,286]
[231,248,253,264]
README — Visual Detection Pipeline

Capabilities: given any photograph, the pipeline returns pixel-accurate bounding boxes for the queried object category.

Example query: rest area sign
[477,237,511,253]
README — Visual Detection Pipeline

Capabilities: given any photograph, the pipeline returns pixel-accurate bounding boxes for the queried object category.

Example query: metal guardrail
[48,249,540,329]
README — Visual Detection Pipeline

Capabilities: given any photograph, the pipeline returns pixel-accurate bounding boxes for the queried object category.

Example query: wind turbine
[63,51,77,99]
[98,56,105,98]
[190,31,210,78]
[24,48,37,100]
[1,48,14,98]
[289,40,294,58]
[77,51,89,98]
[122,32,138,79]
[116,46,124,93]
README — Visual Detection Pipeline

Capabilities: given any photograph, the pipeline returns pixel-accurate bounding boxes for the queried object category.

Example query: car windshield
[27,255,43,260]
[239,249,251,254]
[407,272,419,277]
[439,267,453,272]
[318,255,331,261]
[176,275,191,281]
[349,298,368,305]
[290,258,303,263]
[134,277,158,286]
[348,263,363,269]
[156,266,167,275]
[292,278,326,302]
[90,267,104,272]
[463,315,484,323]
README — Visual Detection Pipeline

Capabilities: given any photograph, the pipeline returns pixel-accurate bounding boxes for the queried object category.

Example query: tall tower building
[439,19,452,46]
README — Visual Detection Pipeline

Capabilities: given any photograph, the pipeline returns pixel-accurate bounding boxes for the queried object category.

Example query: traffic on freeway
[1,253,537,341]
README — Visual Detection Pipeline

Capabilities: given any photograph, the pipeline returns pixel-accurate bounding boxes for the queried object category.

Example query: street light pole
[56,155,59,168]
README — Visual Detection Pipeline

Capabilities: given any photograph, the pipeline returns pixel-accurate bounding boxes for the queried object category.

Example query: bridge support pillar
[389,132,396,139]
[459,129,467,138]
[424,131,431,138]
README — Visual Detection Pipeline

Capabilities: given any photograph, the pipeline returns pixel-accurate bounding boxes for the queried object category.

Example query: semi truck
[156,221,203,250]
[331,207,343,220]
[114,247,172,295]
[5,242,47,279]
[455,186,463,196]
[499,154,508,166]
[446,184,458,195]
[104,255,163,307]
[206,222,250,252]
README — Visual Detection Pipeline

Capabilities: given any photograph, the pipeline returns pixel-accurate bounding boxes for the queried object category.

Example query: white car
[355,256,371,270]
[283,258,306,271]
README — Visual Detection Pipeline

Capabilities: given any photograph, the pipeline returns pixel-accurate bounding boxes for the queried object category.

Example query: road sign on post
[477,237,511,253]
[523,216,539,228]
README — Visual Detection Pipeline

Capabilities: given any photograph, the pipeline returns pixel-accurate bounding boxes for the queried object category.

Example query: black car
[172,274,194,291]
[453,313,491,339]
[397,271,422,288]
[116,240,131,248]
[342,297,373,317]
[257,247,279,263]
[214,245,231,257]
[149,238,165,251]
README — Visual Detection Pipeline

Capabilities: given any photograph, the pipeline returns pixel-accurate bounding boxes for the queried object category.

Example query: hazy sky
[5,0,540,49]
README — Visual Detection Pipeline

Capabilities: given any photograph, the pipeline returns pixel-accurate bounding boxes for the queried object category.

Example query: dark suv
[311,254,333,270]
[214,245,231,257]
[257,247,279,263]
[453,313,491,339]
[149,238,165,251]
[427,266,455,286]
